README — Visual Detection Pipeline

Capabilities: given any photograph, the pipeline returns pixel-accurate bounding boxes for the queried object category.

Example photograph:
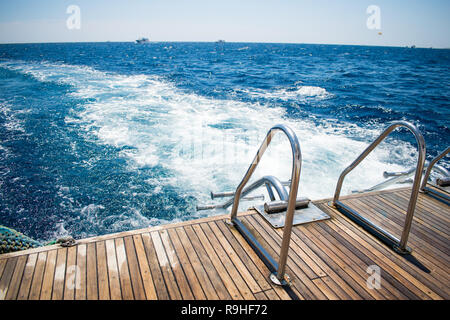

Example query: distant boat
[136,37,150,44]
[216,40,225,43]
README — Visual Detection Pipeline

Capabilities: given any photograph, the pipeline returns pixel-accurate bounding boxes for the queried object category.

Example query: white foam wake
[242,85,333,101]
[0,60,418,219]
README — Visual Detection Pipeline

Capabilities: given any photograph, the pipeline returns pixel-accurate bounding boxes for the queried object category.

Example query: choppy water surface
[0,42,448,241]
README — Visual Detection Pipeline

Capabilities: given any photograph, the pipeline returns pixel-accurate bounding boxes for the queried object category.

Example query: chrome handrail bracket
[229,124,301,286]
[332,121,426,255]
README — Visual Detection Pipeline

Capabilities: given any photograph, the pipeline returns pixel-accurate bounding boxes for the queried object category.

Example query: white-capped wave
[0,60,418,223]
[242,85,332,101]
[0,101,27,134]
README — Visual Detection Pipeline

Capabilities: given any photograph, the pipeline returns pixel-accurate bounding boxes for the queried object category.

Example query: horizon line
[0,40,447,50]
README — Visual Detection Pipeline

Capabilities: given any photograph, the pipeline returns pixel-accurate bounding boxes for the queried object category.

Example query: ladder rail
[352,163,448,194]
[332,121,426,254]
[420,146,450,204]
[385,164,448,179]
[222,175,288,208]
[420,146,450,190]
[229,124,301,285]
[197,175,288,211]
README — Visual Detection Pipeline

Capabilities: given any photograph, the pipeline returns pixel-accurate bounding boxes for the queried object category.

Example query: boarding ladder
[331,121,426,255]
[197,124,310,286]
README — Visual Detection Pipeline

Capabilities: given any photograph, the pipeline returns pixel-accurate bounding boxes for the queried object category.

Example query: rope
[55,236,76,247]
[0,225,76,254]
[0,225,42,254]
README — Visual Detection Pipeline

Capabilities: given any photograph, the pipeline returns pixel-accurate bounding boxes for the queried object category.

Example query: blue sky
[0,0,449,47]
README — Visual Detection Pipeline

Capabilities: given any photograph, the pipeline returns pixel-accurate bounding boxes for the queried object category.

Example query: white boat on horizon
[136,37,150,44]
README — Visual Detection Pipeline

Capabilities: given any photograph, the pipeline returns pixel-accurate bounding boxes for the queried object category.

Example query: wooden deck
[0,187,449,300]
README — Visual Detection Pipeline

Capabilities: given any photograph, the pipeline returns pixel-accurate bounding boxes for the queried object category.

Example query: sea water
[0,42,448,241]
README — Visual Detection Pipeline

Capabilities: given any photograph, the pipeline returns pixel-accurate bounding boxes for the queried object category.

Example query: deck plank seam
[314,218,411,300]
[184,224,235,299]
[156,230,187,300]
[0,256,18,300]
[179,226,220,299]
[166,228,207,300]
[151,231,183,299]
[242,215,324,300]
[299,221,381,300]
[328,210,443,299]
[310,206,418,300]
[23,253,38,300]
[165,229,204,300]
[198,222,254,299]
[213,219,270,293]
[174,227,218,299]
[191,223,247,299]
[352,195,450,262]
[310,222,391,299]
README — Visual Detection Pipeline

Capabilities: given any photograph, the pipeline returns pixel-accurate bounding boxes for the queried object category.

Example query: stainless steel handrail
[353,163,448,194]
[196,195,265,211]
[211,176,291,200]
[352,170,416,194]
[420,146,450,190]
[224,175,288,208]
[332,121,426,254]
[197,175,288,211]
[229,124,301,285]
[384,164,448,180]
[420,146,450,204]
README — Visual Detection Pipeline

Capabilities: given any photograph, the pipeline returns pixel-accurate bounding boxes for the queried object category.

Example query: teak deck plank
[140,232,170,300]
[214,220,272,293]
[75,244,87,300]
[132,234,158,300]
[28,251,47,300]
[198,222,255,300]
[183,225,231,300]
[0,259,6,280]
[17,253,38,300]
[63,245,77,300]
[166,229,206,300]
[341,197,450,297]
[158,230,194,300]
[114,238,134,300]
[0,257,17,300]
[0,188,449,300]
[95,241,110,300]
[190,224,244,300]
[174,226,219,300]
[124,236,146,300]
[242,215,325,300]
[86,242,98,300]
[351,196,449,275]
[324,208,442,299]
[51,248,66,300]
[105,239,121,300]
[5,255,27,300]
[39,250,56,300]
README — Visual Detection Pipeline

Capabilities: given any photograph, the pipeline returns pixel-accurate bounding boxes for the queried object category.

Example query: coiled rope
[0,225,76,254]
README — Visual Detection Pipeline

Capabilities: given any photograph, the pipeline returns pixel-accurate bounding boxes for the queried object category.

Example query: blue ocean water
[0,42,449,241]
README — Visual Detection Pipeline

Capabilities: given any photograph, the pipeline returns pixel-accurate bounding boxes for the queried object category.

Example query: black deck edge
[422,187,450,206]
[228,218,301,301]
